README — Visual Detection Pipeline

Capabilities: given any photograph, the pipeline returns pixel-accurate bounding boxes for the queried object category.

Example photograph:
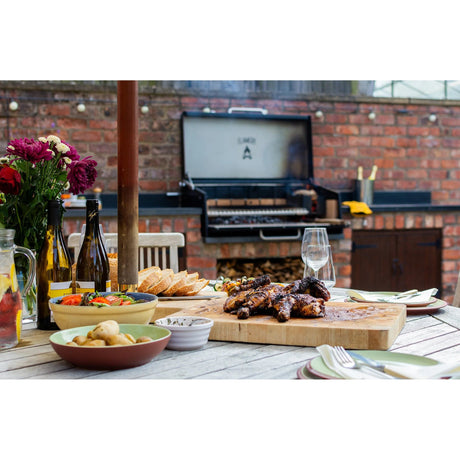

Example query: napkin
[382,361,460,379]
[316,345,394,379]
[348,288,438,304]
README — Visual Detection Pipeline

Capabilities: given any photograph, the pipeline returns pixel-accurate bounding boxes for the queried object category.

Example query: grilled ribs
[222,275,328,322]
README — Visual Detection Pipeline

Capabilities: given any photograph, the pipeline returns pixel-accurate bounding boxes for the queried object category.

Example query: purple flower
[6,138,53,164]
[67,156,98,194]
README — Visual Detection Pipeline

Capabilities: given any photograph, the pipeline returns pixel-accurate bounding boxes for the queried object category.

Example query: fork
[331,346,395,379]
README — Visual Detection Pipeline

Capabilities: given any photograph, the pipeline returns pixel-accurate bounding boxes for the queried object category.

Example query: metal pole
[117,81,139,291]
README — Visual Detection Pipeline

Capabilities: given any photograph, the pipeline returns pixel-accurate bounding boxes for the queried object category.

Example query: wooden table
[2,303,460,379]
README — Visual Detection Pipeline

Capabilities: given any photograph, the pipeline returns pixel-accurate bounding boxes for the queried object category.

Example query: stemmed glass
[305,244,329,278]
[306,245,336,288]
[301,227,329,277]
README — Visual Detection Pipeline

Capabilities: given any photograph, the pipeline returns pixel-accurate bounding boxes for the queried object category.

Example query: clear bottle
[75,199,111,293]
[37,200,72,330]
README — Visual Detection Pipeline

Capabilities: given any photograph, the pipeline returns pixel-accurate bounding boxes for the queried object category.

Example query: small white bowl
[154,316,213,351]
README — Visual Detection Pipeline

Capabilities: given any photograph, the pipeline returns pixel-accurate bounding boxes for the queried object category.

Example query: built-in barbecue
[179,108,346,242]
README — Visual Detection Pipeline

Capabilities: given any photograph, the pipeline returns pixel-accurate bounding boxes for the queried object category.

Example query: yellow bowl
[49,292,158,330]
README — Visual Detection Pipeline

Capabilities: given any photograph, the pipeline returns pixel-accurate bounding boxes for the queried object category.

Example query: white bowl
[154,316,213,351]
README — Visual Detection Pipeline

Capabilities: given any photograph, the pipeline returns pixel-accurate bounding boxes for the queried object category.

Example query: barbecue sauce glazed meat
[223,275,328,322]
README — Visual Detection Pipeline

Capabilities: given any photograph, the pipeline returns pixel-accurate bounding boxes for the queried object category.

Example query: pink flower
[67,156,98,194]
[6,138,53,164]
[0,165,21,195]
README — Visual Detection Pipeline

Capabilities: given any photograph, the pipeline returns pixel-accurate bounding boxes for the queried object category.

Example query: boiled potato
[106,334,132,346]
[73,335,90,346]
[124,333,136,344]
[85,339,107,347]
[136,336,153,343]
[90,320,119,341]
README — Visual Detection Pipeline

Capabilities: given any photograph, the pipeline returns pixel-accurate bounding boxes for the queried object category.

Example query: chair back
[453,272,460,307]
[67,232,185,272]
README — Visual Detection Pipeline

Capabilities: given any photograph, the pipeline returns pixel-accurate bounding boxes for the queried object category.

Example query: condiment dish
[154,315,213,350]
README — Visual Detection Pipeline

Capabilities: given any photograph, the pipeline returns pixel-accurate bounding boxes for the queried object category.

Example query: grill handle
[259,229,301,241]
[228,107,268,115]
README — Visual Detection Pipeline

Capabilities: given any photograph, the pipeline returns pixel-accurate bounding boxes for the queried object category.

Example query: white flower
[64,181,70,190]
[8,146,15,150]
[55,143,70,154]
[46,135,61,145]
[64,157,72,164]
[47,149,55,157]
[0,157,9,164]
[38,137,47,143]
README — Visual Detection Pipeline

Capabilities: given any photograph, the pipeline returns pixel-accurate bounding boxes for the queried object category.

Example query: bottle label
[76,281,95,294]
[76,280,111,293]
[50,281,72,298]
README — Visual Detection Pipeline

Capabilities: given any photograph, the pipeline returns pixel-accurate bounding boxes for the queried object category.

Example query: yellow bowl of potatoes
[49,321,171,369]
[49,292,158,330]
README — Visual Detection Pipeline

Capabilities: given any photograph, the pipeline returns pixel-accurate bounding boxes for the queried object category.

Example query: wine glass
[301,227,329,276]
[306,245,336,288]
[305,244,329,278]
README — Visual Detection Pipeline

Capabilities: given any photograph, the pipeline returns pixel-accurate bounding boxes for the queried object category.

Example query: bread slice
[173,273,207,296]
[180,279,210,296]
[138,266,162,292]
[161,270,188,296]
[146,269,174,295]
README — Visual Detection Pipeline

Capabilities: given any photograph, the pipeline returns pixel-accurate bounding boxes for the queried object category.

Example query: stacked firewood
[217,258,304,283]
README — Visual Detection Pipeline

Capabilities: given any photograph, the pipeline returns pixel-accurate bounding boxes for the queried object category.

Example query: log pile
[217,257,304,283]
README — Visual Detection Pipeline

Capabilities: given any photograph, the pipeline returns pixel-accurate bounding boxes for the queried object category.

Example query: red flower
[0,165,21,195]
[67,156,98,195]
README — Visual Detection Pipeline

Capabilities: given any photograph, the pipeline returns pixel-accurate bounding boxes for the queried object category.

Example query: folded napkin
[348,288,438,304]
[316,345,394,379]
[342,201,373,216]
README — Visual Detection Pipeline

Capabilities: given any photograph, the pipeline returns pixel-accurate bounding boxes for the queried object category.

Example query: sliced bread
[178,278,210,296]
[146,268,174,295]
[138,266,162,292]
[161,270,189,296]
[173,273,206,296]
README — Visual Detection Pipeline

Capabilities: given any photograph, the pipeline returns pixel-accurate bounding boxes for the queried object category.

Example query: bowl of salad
[49,292,158,330]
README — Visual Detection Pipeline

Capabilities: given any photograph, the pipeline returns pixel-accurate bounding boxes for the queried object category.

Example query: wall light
[141,105,149,114]
[368,111,376,120]
[77,103,86,113]
[315,110,324,119]
[428,114,437,122]
[9,101,18,111]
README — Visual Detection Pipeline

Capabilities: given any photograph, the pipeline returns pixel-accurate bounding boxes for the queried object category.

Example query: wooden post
[117,81,139,291]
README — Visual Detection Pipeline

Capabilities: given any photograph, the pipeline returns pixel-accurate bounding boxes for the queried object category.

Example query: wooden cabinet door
[351,229,442,295]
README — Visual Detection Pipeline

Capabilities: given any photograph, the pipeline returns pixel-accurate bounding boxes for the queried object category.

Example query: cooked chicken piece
[290,294,325,318]
[283,276,330,301]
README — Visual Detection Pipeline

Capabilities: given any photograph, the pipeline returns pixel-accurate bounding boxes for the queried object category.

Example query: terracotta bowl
[49,324,171,370]
[49,292,158,330]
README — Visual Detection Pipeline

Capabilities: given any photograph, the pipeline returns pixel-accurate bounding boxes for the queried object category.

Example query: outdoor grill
[179,109,346,241]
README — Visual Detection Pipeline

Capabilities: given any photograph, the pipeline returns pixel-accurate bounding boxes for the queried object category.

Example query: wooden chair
[67,232,185,272]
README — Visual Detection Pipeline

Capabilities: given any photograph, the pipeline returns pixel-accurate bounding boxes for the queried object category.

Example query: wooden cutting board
[151,297,406,350]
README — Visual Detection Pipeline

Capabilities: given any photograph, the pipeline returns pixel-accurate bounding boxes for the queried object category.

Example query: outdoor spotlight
[368,111,376,120]
[428,114,437,122]
[77,103,86,113]
[141,105,149,114]
[315,110,324,118]
[9,101,18,111]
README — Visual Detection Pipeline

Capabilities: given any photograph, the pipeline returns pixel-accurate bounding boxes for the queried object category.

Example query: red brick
[72,130,102,142]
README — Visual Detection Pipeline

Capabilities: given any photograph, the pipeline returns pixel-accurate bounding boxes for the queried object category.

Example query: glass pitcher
[0,229,36,349]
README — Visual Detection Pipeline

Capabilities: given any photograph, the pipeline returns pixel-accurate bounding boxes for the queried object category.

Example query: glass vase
[16,252,37,323]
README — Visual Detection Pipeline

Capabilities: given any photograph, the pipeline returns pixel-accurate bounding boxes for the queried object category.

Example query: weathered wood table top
[2,302,460,379]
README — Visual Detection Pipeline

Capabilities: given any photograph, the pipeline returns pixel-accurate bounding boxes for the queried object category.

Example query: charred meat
[223,275,329,322]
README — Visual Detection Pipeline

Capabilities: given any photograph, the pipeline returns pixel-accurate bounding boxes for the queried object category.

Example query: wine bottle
[75,199,111,293]
[37,200,72,330]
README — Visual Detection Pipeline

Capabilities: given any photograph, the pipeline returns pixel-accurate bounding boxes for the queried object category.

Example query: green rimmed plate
[297,350,440,380]
[50,324,171,370]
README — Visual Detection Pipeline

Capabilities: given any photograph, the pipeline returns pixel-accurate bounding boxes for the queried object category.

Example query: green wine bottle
[75,199,111,293]
[37,200,72,330]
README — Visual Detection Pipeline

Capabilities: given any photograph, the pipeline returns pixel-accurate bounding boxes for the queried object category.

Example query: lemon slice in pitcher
[0,274,12,302]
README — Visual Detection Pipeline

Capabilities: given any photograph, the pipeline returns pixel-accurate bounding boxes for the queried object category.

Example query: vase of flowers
[0,135,98,320]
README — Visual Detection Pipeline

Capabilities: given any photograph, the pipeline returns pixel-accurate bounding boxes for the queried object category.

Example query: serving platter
[153,297,407,350]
